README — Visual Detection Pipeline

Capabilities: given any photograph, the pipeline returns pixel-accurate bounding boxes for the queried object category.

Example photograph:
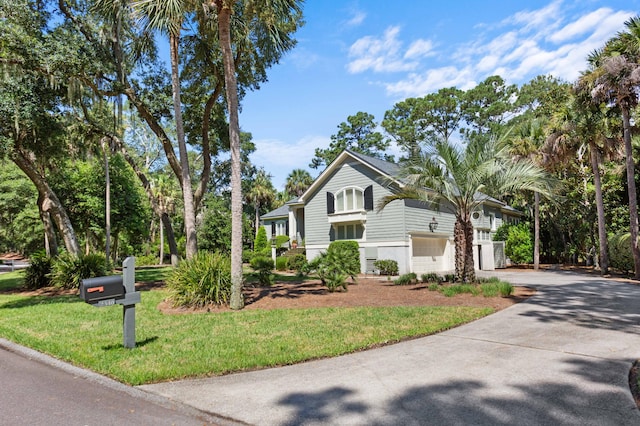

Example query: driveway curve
[141,270,640,425]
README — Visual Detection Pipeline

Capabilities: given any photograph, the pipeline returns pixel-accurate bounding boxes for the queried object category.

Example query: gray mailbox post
[80,257,140,349]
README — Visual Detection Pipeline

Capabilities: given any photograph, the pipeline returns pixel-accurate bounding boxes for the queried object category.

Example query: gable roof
[299,149,401,203]
[260,197,300,220]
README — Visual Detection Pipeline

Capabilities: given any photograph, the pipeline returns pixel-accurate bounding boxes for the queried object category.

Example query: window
[336,223,364,240]
[335,187,364,212]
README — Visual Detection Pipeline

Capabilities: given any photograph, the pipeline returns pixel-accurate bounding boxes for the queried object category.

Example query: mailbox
[79,257,140,348]
[80,275,125,304]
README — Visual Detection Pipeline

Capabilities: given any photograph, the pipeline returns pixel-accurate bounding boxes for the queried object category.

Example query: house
[260,149,521,275]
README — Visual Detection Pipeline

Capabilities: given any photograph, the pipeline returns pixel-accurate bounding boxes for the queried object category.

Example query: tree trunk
[169,32,198,259]
[218,4,244,310]
[589,142,608,275]
[103,140,111,261]
[13,150,80,256]
[159,214,164,265]
[161,212,179,267]
[453,218,465,282]
[462,218,476,283]
[534,191,540,270]
[622,107,640,279]
[37,194,58,257]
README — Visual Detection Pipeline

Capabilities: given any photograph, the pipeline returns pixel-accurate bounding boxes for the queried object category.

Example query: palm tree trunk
[463,218,476,283]
[589,142,608,274]
[454,218,465,282]
[169,32,198,259]
[218,3,244,310]
[534,191,540,270]
[622,107,640,279]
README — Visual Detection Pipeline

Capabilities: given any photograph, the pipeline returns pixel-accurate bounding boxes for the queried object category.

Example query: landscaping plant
[23,251,52,289]
[49,252,109,289]
[167,251,232,307]
[394,272,417,285]
[250,256,275,286]
[373,259,399,275]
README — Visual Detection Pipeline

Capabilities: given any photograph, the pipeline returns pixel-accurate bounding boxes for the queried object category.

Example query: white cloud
[548,8,608,43]
[404,39,435,59]
[345,10,366,27]
[384,66,476,99]
[250,135,330,189]
[381,1,633,99]
[347,26,419,73]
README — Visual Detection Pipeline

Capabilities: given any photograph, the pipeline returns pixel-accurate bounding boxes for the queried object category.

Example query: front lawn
[0,271,494,385]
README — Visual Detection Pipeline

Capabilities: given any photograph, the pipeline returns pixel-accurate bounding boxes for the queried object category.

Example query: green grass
[131,266,174,283]
[0,270,25,291]
[0,288,493,385]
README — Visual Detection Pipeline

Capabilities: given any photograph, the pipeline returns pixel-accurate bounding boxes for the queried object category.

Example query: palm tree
[246,169,276,232]
[203,0,302,310]
[285,168,313,198]
[132,0,199,259]
[588,17,640,278]
[378,137,553,283]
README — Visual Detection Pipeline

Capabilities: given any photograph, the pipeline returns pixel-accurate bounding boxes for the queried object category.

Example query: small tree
[254,227,268,252]
[496,223,533,265]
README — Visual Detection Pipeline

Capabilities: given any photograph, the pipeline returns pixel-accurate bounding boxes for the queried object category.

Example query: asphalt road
[0,341,231,426]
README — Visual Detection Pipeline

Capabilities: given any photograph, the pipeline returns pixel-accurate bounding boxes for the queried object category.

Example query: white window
[335,187,364,213]
[336,224,364,240]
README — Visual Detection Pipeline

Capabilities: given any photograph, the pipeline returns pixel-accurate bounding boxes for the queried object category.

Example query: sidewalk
[140,270,640,425]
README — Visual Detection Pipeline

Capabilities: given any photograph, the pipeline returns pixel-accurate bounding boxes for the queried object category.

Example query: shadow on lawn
[0,294,80,309]
[276,356,639,425]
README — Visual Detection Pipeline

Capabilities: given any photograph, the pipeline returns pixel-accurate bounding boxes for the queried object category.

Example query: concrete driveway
[140,270,640,425]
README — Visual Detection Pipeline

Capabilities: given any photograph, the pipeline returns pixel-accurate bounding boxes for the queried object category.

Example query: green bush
[327,240,360,280]
[428,283,439,291]
[307,252,348,292]
[288,254,307,275]
[480,280,514,297]
[609,233,636,273]
[250,256,274,286]
[49,252,109,289]
[242,249,254,264]
[167,251,232,307]
[24,251,52,290]
[254,227,269,252]
[421,272,443,284]
[275,256,289,271]
[444,274,455,282]
[373,259,398,275]
[394,272,417,285]
[496,222,532,265]
[135,254,158,266]
[275,235,290,247]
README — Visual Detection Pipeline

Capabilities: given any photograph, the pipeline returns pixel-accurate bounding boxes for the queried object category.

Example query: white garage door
[411,237,447,274]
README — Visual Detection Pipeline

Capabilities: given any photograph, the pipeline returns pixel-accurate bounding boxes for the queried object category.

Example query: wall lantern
[429,217,439,232]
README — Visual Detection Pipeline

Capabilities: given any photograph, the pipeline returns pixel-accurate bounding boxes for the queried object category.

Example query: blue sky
[238,0,640,190]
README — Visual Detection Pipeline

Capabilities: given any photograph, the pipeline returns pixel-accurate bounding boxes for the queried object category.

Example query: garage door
[411,237,447,273]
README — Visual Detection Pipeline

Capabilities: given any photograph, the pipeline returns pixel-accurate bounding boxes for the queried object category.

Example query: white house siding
[410,237,452,274]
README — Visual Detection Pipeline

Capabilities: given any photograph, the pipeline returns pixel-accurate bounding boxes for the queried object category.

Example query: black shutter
[271,222,276,237]
[364,185,374,211]
[285,221,289,236]
[327,192,335,214]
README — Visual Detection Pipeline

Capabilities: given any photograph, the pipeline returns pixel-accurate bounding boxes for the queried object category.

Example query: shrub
[275,235,290,248]
[254,227,269,252]
[327,241,360,281]
[49,252,109,289]
[421,272,443,284]
[288,254,307,275]
[428,283,439,291]
[24,251,52,290]
[480,280,514,297]
[609,233,636,273]
[275,256,289,271]
[250,256,274,286]
[135,254,158,266]
[496,222,532,265]
[373,259,398,276]
[444,274,456,283]
[167,251,232,307]
[307,251,348,292]
[394,272,417,285]
[242,249,254,264]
